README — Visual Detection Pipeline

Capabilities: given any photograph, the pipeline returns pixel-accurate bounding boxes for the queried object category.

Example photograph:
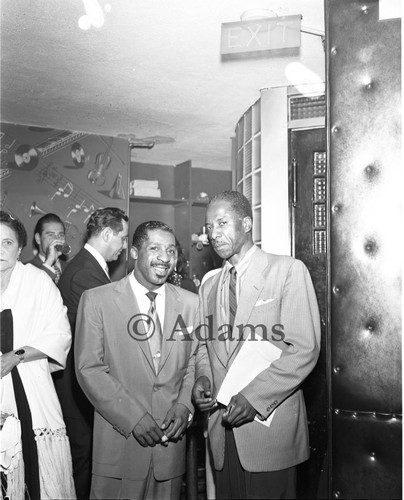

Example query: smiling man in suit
[192,191,321,499]
[75,220,199,500]
[54,206,129,500]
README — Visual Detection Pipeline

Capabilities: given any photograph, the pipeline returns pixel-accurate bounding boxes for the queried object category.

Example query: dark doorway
[289,128,328,499]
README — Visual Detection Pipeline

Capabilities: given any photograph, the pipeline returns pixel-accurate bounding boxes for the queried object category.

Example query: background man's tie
[53,263,62,284]
[227,266,237,352]
[146,291,163,373]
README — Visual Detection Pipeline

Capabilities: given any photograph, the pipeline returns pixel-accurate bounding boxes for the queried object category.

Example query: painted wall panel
[0,123,130,280]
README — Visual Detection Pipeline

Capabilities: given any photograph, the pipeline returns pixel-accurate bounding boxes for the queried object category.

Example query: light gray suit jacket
[75,275,199,481]
[196,249,321,472]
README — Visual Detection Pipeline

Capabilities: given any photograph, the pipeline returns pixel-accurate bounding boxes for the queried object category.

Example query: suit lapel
[208,268,228,369]
[227,250,268,365]
[157,285,182,374]
[113,276,155,373]
[82,248,111,284]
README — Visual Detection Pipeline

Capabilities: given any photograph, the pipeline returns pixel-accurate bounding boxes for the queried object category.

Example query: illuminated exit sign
[221,14,301,55]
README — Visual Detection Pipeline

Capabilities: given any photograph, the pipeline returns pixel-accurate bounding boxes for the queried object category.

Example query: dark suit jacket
[53,247,110,420]
[27,254,66,283]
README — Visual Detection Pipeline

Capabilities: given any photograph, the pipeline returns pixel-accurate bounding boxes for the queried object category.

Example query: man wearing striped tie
[27,213,67,284]
[75,220,199,500]
[193,191,321,499]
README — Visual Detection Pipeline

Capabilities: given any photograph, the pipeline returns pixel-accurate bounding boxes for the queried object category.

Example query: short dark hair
[132,221,174,249]
[86,207,128,239]
[33,213,65,250]
[0,211,27,248]
[209,190,253,220]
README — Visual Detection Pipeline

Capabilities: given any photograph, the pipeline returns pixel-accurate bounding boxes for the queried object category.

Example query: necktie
[53,262,62,284]
[146,291,163,373]
[227,267,237,351]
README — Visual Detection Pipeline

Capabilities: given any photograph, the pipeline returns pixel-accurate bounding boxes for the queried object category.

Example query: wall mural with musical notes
[0,122,130,280]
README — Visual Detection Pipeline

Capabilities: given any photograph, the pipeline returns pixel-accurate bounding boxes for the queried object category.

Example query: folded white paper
[216,333,282,427]
[133,187,161,198]
[132,179,159,189]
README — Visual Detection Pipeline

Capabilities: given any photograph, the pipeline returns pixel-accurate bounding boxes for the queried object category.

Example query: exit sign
[221,14,301,55]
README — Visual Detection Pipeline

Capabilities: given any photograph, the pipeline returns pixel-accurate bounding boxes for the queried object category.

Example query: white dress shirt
[219,244,259,324]
[129,272,166,335]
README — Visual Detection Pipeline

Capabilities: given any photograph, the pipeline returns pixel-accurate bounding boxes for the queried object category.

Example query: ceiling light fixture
[240,9,278,21]
[78,0,108,30]
[129,140,156,150]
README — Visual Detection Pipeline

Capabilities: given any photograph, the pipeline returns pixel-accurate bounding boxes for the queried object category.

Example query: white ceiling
[0,0,325,171]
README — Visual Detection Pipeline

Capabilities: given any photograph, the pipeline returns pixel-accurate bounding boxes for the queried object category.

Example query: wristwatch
[14,349,25,363]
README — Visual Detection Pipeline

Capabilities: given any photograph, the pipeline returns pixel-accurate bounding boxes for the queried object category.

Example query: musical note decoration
[50,182,74,200]
[67,200,95,220]
[38,164,101,225]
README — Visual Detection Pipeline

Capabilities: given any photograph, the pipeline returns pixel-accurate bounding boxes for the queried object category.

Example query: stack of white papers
[216,333,282,427]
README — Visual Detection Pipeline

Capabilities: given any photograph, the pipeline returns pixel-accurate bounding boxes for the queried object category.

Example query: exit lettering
[221,15,301,55]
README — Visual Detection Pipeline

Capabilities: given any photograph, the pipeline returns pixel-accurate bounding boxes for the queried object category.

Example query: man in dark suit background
[54,207,129,500]
[27,213,67,283]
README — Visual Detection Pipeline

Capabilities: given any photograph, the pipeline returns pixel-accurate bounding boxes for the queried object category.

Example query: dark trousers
[214,428,296,500]
[65,415,93,500]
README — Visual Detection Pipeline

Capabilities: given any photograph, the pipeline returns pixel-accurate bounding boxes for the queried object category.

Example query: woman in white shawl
[0,211,76,499]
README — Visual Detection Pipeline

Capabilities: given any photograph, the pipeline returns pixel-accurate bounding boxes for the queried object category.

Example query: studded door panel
[326,0,401,498]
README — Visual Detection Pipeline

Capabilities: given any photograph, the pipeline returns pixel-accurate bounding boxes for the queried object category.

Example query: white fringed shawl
[0,261,76,499]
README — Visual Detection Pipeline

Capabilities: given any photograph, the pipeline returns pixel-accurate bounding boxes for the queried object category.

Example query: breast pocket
[247,298,281,341]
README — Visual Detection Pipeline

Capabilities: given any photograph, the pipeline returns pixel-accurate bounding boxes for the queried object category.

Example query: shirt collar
[129,271,166,298]
[224,244,258,277]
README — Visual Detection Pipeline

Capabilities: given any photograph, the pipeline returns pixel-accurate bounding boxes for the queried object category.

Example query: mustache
[151,262,171,269]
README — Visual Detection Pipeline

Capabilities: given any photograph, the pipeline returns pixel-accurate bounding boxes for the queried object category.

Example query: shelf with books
[129,160,231,281]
